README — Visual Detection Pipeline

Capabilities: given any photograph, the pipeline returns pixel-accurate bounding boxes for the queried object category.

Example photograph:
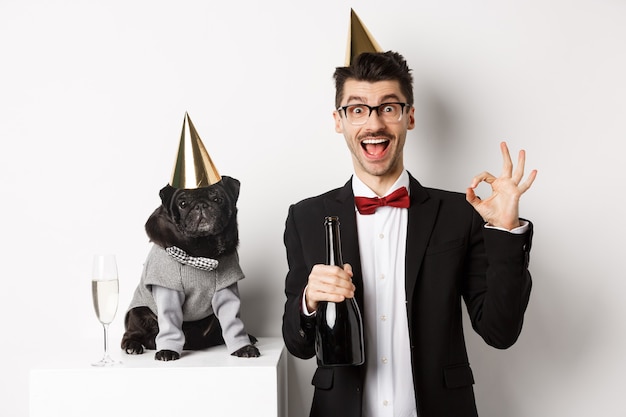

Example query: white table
[30,337,287,417]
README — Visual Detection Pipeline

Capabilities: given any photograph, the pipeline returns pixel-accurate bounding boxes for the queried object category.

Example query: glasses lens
[378,103,403,121]
[343,103,404,125]
[345,105,369,125]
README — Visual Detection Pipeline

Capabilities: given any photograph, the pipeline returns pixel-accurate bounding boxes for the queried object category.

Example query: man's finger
[500,141,513,177]
[518,169,538,193]
[512,149,527,184]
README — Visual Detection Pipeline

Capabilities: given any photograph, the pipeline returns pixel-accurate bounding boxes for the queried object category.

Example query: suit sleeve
[282,204,317,359]
[463,211,533,349]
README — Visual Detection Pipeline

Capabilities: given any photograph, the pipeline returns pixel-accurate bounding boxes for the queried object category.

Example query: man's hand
[466,141,537,230]
[304,263,355,314]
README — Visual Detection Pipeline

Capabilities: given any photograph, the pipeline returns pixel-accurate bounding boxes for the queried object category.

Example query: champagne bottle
[315,216,365,366]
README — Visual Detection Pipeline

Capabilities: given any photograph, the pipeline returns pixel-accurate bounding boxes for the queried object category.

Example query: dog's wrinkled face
[159,176,240,238]
[171,187,232,236]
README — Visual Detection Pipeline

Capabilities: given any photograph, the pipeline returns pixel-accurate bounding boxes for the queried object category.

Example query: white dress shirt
[353,170,417,417]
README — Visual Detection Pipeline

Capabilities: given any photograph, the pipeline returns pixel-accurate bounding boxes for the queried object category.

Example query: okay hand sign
[466,142,537,230]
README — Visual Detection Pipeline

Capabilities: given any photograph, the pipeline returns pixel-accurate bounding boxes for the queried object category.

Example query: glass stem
[102,323,110,357]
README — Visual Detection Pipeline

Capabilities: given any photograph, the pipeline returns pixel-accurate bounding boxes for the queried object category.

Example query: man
[282,50,536,417]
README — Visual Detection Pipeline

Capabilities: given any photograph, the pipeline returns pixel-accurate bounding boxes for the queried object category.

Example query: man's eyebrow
[378,94,402,103]
[344,95,366,104]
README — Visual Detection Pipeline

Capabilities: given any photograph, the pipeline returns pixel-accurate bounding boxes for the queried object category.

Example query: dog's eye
[213,197,223,203]
[178,200,187,209]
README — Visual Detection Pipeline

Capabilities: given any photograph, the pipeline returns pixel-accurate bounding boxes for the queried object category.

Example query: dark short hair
[333,51,414,108]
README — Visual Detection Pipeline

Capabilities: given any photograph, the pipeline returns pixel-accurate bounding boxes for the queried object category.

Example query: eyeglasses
[337,102,410,125]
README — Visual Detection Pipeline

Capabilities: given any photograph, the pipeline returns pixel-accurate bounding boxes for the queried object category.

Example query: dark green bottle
[315,216,365,366]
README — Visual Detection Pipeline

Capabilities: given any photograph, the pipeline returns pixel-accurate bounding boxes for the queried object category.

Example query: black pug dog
[121,176,259,361]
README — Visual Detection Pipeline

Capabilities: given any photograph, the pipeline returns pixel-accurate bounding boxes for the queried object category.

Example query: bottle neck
[325,219,343,266]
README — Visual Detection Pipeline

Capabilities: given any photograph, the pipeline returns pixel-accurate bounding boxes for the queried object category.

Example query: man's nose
[365,108,385,128]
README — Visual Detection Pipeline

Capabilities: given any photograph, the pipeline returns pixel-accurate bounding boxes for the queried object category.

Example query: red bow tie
[354,187,410,215]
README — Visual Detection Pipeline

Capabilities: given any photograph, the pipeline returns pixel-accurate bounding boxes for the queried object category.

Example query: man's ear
[407,106,416,130]
[333,110,344,134]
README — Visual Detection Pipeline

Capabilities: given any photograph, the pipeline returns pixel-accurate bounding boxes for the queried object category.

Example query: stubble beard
[352,132,404,180]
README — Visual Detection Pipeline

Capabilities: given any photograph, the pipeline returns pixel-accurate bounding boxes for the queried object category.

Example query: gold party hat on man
[345,9,383,66]
[170,112,221,189]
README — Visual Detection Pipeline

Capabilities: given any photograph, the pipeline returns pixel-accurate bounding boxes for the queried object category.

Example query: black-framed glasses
[337,102,410,125]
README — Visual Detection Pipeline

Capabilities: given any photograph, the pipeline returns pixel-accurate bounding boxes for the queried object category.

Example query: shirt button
[379,273,385,280]
[381,356,388,364]
[379,233,384,239]
[380,315,387,321]
[383,400,389,406]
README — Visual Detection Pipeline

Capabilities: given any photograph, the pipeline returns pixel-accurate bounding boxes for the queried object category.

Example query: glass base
[91,354,122,367]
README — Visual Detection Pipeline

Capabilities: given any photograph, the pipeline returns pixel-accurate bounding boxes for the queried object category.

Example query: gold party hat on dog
[345,9,383,66]
[170,112,221,189]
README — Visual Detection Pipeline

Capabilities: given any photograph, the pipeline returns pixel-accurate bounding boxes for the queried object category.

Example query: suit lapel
[405,175,440,304]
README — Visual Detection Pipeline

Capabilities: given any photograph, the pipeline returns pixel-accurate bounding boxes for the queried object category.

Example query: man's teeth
[362,138,388,144]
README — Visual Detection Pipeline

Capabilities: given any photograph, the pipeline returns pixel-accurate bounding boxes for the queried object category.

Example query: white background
[1,1,625,416]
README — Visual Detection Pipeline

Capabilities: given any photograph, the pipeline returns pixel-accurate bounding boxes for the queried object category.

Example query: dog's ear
[159,184,176,206]
[220,176,240,203]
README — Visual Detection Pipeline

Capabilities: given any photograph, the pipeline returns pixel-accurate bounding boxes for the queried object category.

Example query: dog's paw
[122,340,145,355]
[155,349,180,361]
[231,344,260,358]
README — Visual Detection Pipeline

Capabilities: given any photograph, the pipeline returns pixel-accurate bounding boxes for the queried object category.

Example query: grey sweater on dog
[128,245,249,354]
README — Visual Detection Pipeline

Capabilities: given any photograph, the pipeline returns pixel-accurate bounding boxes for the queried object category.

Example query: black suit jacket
[282,174,532,417]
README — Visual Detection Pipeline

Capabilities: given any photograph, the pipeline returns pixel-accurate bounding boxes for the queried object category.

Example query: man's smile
[361,137,390,158]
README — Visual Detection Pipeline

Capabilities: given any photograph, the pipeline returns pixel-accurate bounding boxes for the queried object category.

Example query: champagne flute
[91,254,121,366]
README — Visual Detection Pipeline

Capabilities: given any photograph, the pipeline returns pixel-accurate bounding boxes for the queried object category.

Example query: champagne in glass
[91,254,121,366]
